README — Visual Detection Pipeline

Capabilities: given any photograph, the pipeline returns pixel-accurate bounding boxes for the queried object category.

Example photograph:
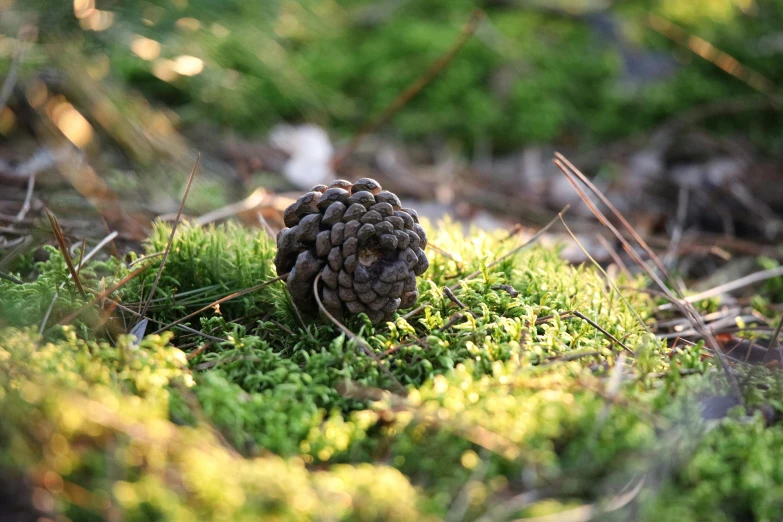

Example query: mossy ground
[1,220,782,521]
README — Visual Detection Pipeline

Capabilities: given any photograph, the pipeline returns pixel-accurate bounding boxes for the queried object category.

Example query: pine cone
[275,178,429,324]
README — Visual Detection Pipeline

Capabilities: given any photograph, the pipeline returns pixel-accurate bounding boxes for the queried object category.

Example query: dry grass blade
[571,311,634,355]
[110,298,227,342]
[45,208,86,298]
[138,154,200,322]
[658,265,783,311]
[428,242,462,266]
[555,153,673,288]
[553,154,745,409]
[75,238,86,278]
[559,215,649,333]
[56,264,151,326]
[150,274,288,335]
[647,13,779,104]
[313,273,407,396]
[401,206,568,320]
[15,169,36,222]
[331,9,485,169]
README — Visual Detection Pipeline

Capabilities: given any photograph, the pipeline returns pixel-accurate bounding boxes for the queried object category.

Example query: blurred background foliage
[6,0,783,153]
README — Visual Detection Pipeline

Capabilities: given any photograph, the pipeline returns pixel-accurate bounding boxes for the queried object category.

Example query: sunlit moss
[3,220,783,520]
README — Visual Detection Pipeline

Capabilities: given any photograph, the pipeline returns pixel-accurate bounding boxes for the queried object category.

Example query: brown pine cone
[274,178,429,324]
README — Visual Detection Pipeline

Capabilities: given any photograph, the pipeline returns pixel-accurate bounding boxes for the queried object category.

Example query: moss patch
[1,220,783,520]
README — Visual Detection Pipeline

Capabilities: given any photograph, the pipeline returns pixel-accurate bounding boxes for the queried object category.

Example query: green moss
[2,220,783,520]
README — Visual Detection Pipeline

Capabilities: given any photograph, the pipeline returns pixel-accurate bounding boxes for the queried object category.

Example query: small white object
[270,124,334,189]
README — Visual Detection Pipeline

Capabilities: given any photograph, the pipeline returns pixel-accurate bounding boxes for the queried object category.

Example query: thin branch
[331,9,485,169]
[443,286,471,313]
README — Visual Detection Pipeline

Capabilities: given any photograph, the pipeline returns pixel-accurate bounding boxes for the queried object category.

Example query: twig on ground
[56,264,150,326]
[442,286,476,317]
[138,155,200,323]
[186,343,211,361]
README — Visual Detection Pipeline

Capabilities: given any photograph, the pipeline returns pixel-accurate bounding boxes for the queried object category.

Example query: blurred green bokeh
[9,0,783,154]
